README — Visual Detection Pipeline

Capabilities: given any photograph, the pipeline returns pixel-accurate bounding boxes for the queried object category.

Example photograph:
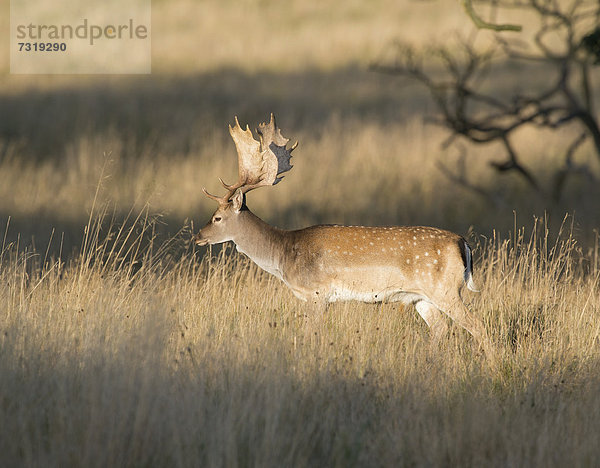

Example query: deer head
[194,114,297,246]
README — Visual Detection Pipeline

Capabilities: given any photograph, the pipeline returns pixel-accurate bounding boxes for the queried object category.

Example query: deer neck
[231,209,287,279]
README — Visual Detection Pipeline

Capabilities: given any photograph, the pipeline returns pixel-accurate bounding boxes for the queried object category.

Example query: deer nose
[193,233,209,246]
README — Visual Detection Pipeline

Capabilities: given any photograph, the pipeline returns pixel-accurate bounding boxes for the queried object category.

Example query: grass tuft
[1,213,599,466]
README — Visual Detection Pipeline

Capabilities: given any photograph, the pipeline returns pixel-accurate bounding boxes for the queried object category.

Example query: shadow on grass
[1,323,599,467]
[0,211,194,264]
[0,65,423,162]
[1,64,599,253]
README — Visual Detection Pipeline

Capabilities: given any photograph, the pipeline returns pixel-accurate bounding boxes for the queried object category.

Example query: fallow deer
[194,114,489,348]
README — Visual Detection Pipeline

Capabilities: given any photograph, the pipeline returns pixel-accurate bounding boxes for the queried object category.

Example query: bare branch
[552,132,599,201]
[436,148,508,207]
[373,0,600,201]
[461,0,522,32]
[492,136,542,193]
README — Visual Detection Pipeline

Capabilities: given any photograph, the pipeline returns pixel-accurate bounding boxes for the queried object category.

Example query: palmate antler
[203,114,298,204]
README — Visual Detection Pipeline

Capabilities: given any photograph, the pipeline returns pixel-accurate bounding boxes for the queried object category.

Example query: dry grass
[2,0,600,465]
[1,113,598,253]
[2,0,599,245]
[1,211,599,467]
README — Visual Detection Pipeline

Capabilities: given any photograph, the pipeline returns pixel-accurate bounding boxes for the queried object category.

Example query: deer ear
[231,188,244,212]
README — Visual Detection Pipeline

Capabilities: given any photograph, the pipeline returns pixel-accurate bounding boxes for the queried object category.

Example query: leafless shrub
[373,0,600,204]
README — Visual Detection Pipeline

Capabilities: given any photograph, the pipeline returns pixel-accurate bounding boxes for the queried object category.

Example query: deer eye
[213,216,222,223]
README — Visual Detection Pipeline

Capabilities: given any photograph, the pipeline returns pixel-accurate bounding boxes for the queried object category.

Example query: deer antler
[203,114,297,204]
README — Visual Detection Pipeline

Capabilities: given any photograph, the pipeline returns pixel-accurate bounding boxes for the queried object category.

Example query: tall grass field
[1,211,599,466]
[1,0,600,466]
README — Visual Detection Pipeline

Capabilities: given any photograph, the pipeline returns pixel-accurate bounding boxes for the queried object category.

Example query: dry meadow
[1,0,600,466]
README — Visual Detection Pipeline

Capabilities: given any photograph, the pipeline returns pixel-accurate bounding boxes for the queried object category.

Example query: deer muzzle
[193,232,209,246]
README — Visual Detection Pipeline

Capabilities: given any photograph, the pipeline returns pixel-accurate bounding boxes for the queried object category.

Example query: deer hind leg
[415,300,448,343]
[439,294,493,355]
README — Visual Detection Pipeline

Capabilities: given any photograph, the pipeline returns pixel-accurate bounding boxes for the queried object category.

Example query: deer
[194,114,491,350]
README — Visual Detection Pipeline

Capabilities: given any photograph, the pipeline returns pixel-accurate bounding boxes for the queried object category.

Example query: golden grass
[1,0,598,246]
[1,211,599,466]
[1,0,467,76]
[2,0,600,464]
[1,113,598,253]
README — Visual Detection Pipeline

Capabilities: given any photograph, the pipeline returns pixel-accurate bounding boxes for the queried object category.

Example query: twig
[461,0,522,32]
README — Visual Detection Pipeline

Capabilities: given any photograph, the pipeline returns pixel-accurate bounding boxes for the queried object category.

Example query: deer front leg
[294,294,329,350]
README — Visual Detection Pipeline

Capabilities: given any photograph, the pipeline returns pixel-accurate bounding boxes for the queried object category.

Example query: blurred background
[1,0,599,256]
